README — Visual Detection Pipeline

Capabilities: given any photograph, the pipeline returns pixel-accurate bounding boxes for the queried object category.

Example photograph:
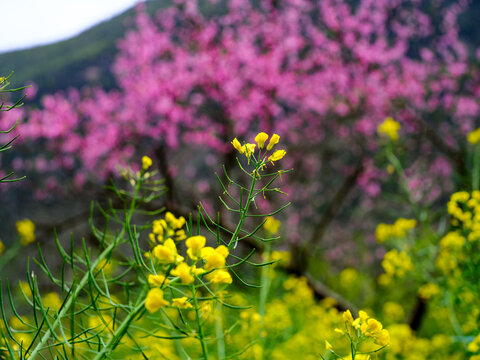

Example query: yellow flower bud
[142,156,153,170]
[325,340,333,351]
[255,132,269,149]
[231,138,244,153]
[267,134,280,151]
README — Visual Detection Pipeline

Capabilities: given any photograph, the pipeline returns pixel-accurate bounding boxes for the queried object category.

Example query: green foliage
[0,133,291,359]
[0,73,26,183]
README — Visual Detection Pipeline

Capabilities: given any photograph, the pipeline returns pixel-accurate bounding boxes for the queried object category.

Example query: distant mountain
[0,0,169,102]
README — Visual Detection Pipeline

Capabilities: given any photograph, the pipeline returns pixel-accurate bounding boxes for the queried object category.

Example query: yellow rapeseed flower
[268,149,286,165]
[468,128,480,145]
[378,117,401,141]
[0,239,4,255]
[255,132,269,149]
[175,229,187,241]
[343,309,354,325]
[152,239,184,264]
[148,274,170,287]
[186,235,206,260]
[231,138,244,153]
[19,281,32,299]
[382,249,413,277]
[171,262,195,284]
[242,143,256,163]
[145,288,169,313]
[418,283,441,300]
[339,267,358,287]
[270,250,291,265]
[165,212,186,229]
[267,134,280,151]
[142,155,153,170]
[375,328,390,346]
[172,297,193,309]
[263,216,280,234]
[201,245,229,270]
[43,292,62,310]
[16,219,35,246]
[206,269,232,284]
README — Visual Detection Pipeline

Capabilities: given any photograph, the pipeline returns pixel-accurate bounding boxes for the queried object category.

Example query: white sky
[0,0,142,53]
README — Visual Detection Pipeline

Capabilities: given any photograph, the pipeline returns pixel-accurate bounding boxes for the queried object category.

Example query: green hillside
[0,0,168,101]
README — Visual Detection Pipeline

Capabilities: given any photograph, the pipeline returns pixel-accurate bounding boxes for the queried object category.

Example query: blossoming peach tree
[2,0,479,268]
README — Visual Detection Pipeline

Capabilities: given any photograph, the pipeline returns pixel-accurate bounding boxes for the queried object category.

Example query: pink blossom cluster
[1,0,479,252]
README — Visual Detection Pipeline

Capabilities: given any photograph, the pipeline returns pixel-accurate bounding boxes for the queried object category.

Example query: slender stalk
[215,301,225,360]
[473,144,480,190]
[228,164,260,248]
[385,144,422,220]
[192,285,209,360]
[29,174,145,358]
[92,286,148,360]
[258,243,271,360]
[28,240,119,359]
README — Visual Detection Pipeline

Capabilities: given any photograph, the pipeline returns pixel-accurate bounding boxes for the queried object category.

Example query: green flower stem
[28,239,120,359]
[259,242,271,318]
[258,242,271,359]
[29,174,145,359]
[385,143,422,220]
[228,163,260,248]
[215,301,225,360]
[92,285,148,360]
[191,285,209,360]
[446,291,463,337]
[473,144,480,190]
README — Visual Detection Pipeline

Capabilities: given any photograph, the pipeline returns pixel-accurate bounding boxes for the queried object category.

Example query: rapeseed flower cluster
[15,219,35,246]
[144,212,232,314]
[324,309,389,359]
[447,190,480,241]
[231,132,286,166]
[435,231,465,274]
[380,249,414,284]
[378,117,401,141]
[342,309,390,346]
[417,282,441,300]
[375,218,416,243]
[469,334,480,354]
